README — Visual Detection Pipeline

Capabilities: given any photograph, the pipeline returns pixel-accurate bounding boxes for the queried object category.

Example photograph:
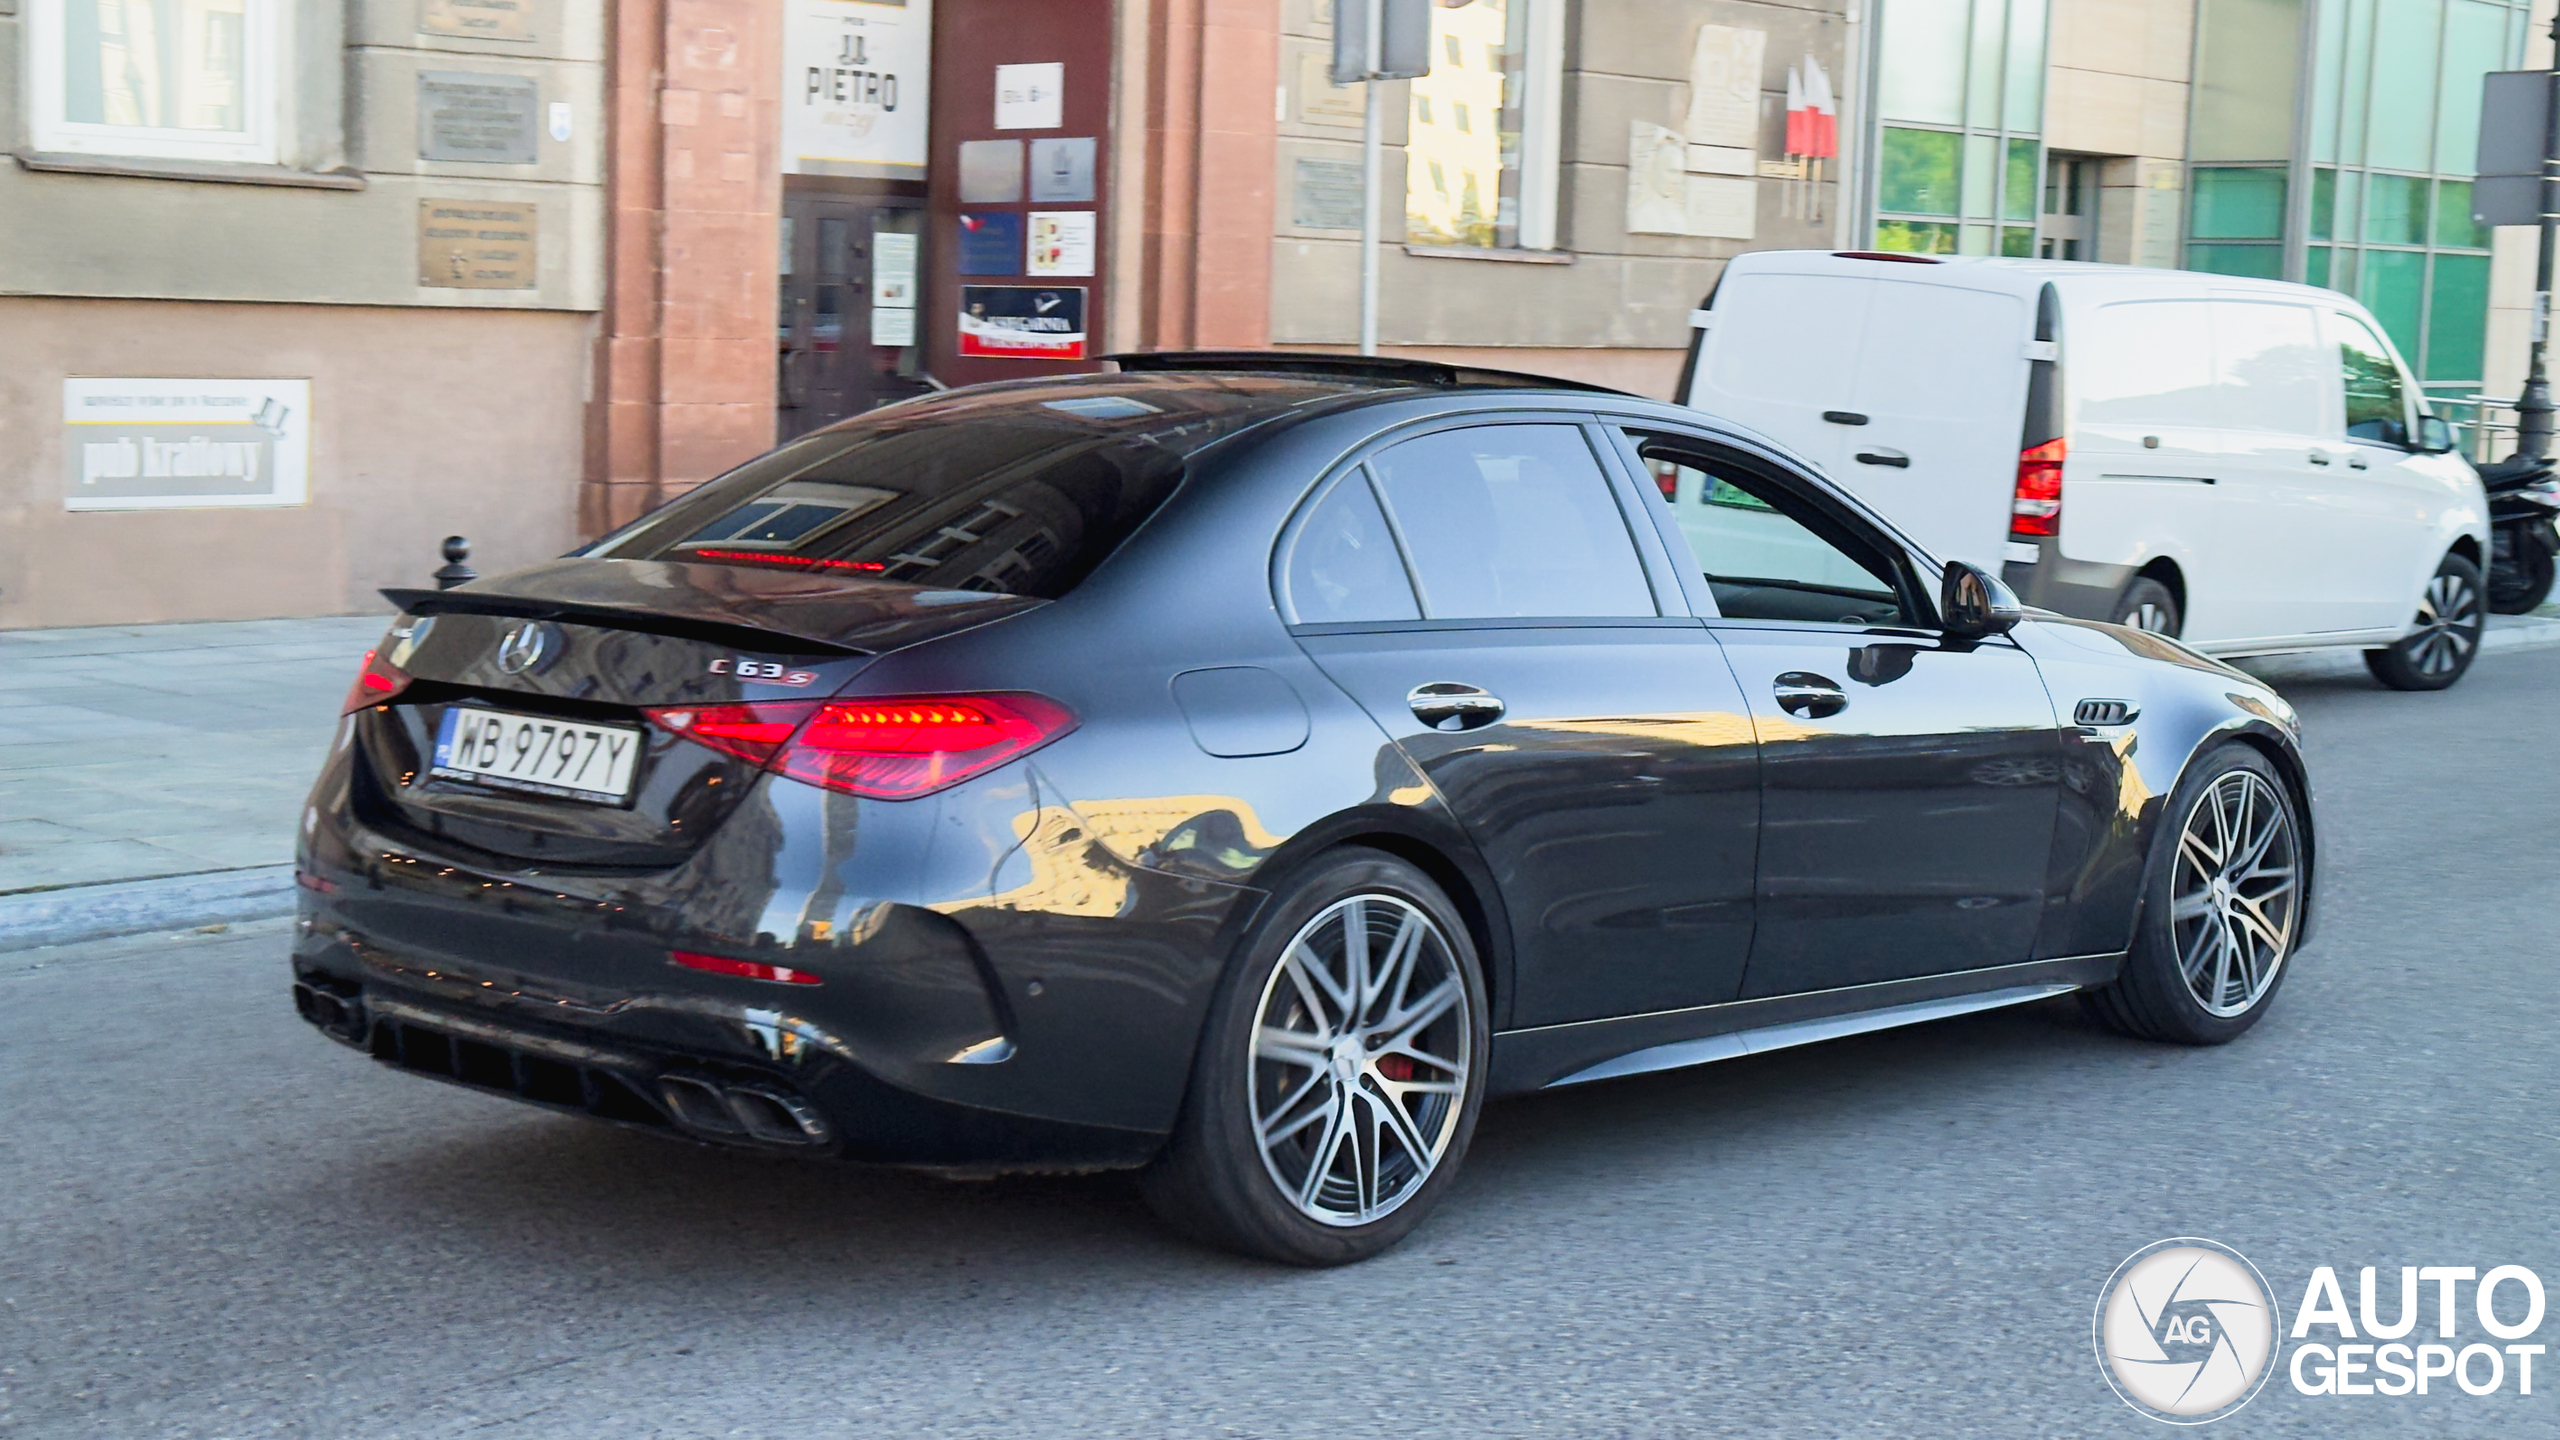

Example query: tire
[2110,577,2183,637]
[2487,533,2555,615]
[2083,744,2304,1046]
[1140,848,1489,1266]
[2363,551,2487,691]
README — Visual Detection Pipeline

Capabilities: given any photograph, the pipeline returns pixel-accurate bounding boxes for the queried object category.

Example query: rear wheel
[1141,849,1488,1266]
[2364,551,2486,690]
[2110,577,2182,637]
[2084,744,2303,1045]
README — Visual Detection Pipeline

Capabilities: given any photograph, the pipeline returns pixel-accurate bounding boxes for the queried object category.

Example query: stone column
[1136,0,1279,350]
[585,0,784,535]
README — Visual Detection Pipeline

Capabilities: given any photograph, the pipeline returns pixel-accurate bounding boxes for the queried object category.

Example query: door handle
[1822,410,1870,426]
[1854,449,1911,469]
[1407,682,1505,730]
[1773,671,1847,719]
[2307,451,2330,465]
[2348,452,2369,470]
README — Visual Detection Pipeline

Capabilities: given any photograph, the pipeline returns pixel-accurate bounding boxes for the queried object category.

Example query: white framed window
[1404,0,1564,251]
[26,0,283,165]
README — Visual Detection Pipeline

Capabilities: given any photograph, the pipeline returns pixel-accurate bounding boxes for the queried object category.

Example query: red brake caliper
[1375,1053,1416,1082]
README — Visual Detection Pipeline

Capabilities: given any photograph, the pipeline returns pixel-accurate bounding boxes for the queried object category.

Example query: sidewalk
[0,614,387,899]
[3,606,2559,949]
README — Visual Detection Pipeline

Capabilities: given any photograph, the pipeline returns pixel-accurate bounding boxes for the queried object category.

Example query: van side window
[1632,438,1913,627]
[2334,314,2413,445]
[2210,302,2330,436]
[2078,301,2218,429]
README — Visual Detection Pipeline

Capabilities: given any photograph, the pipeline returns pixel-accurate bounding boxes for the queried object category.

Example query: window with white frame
[1403,0,1564,251]
[26,0,283,165]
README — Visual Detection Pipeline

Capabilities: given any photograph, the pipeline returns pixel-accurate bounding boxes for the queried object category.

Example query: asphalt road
[6,649,2559,1439]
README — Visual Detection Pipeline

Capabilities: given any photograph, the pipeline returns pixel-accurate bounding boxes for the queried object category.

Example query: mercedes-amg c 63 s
[293,355,2316,1265]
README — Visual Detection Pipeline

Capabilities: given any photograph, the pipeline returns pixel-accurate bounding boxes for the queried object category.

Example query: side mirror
[1940,560,2024,637]
[2416,415,2460,454]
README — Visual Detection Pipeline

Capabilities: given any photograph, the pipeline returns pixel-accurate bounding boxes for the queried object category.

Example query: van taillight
[645,692,1076,800]
[2011,439,2066,538]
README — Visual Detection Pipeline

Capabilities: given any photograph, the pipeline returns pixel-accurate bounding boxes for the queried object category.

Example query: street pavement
[5,647,2560,1437]
[0,616,385,894]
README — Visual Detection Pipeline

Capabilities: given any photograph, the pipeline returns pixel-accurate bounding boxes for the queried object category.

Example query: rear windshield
[589,376,1350,599]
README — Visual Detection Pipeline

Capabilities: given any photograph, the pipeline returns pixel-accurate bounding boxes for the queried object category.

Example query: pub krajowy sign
[62,379,312,511]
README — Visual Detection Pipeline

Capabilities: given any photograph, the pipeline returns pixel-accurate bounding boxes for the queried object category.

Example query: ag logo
[494,620,561,676]
[2096,1238,2280,1424]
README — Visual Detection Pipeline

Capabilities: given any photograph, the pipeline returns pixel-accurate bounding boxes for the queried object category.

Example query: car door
[1617,424,2066,999]
[2062,299,2256,641]
[2210,296,2367,637]
[1280,417,1763,1029]
[2324,308,2455,629]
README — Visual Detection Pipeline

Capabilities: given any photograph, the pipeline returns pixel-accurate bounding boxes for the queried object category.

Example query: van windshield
[588,376,1352,599]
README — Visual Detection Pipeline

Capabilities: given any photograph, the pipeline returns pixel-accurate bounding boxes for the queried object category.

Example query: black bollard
[433,535,477,590]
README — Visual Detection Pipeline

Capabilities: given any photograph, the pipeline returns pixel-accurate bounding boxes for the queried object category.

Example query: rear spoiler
[381,587,873,658]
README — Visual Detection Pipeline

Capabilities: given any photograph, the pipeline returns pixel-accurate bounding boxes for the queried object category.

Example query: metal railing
[2432,393,2523,463]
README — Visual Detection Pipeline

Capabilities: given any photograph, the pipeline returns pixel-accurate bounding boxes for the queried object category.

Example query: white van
[1678,251,2492,689]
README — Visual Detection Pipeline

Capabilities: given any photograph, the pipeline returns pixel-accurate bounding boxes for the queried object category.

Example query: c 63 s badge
[710,658,820,687]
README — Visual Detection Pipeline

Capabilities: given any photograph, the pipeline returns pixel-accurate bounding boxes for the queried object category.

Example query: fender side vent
[2074,698,2138,727]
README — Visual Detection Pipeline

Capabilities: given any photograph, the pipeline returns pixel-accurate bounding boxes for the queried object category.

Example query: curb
[0,865,295,952]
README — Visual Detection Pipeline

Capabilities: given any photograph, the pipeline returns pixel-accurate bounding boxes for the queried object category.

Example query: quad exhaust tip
[657,1074,832,1146]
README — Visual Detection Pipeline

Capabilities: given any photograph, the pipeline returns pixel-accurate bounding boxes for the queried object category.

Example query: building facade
[6,0,2551,627]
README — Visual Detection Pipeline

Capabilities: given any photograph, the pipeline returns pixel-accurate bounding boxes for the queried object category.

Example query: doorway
[2041,154,2100,261]
[778,190,931,441]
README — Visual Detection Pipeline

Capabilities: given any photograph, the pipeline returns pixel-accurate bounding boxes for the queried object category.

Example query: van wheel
[2364,551,2486,691]
[1140,848,1488,1266]
[2111,578,2182,636]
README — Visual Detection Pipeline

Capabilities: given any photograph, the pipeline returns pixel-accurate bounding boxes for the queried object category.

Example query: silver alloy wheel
[1248,894,1471,1227]
[2128,601,2174,634]
[2402,568,2483,679]
[2170,770,2300,1018]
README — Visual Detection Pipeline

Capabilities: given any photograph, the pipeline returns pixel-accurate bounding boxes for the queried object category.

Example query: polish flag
[1803,57,1838,159]
[1785,65,1809,157]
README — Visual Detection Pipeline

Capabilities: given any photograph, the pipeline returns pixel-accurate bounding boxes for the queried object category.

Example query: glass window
[2334,312,2413,443]
[2309,167,2337,240]
[2359,246,2427,357]
[2188,243,2285,279]
[2433,179,2489,249]
[2367,0,2442,172]
[2079,302,2218,428]
[1875,219,1959,254]
[1405,0,1560,250]
[1286,474,1421,624]
[1880,128,1961,216]
[2003,0,2047,129]
[1638,444,1910,627]
[2364,173,2427,244]
[2191,167,2288,238]
[2191,0,2304,161]
[2003,139,2038,220]
[2212,302,2333,435]
[2424,252,2492,382]
[1368,425,1656,620]
[2437,0,2509,172]
[29,0,278,164]
[1962,134,1998,217]
[590,380,1337,598]
[1877,0,1968,125]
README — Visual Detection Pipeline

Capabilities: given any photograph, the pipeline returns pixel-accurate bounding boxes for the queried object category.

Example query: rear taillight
[643,692,1075,800]
[670,949,822,985]
[2011,438,2066,538]
[341,648,411,714]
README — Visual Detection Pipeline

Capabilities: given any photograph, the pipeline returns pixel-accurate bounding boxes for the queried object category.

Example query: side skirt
[1487,952,2124,1095]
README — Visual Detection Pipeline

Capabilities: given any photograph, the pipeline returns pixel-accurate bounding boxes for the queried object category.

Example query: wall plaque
[63,379,311,511]
[419,72,540,163]
[419,0,533,41]
[1293,158,1362,230]
[418,199,538,288]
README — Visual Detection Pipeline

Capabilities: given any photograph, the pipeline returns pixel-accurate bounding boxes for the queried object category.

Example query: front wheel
[2083,744,2304,1045]
[1141,848,1489,1266]
[2364,551,2486,691]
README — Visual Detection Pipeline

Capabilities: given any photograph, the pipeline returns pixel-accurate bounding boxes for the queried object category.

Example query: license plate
[430,706,644,805]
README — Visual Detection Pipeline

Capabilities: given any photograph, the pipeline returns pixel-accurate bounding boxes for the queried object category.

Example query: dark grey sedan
[293,354,2315,1264]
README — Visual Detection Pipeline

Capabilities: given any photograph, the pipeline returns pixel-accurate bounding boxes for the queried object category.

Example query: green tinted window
[1880,128,1961,215]
[1875,219,1959,253]
[2188,243,2285,279]
[2425,253,2492,381]
[2359,247,2426,356]
[2337,314,2411,442]
[2433,180,2489,249]
[2192,168,2287,238]
[2364,174,2426,244]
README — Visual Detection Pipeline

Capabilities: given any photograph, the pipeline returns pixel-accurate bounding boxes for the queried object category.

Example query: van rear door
[1833,279,2032,568]
[1686,269,1871,479]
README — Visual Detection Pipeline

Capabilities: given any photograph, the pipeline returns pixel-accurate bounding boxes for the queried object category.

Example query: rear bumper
[292,743,1264,1170]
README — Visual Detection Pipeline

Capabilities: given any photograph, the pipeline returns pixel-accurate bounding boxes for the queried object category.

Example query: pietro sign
[62,379,312,511]
[784,0,931,177]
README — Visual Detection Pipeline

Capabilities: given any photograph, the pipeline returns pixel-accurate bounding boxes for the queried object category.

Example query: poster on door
[958,285,1087,359]
[784,0,932,176]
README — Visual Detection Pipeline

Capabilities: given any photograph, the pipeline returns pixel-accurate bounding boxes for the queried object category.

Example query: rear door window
[2210,300,2333,436]
[1283,473,1421,623]
[2078,301,2219,428]
[1367,424,1657,619]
